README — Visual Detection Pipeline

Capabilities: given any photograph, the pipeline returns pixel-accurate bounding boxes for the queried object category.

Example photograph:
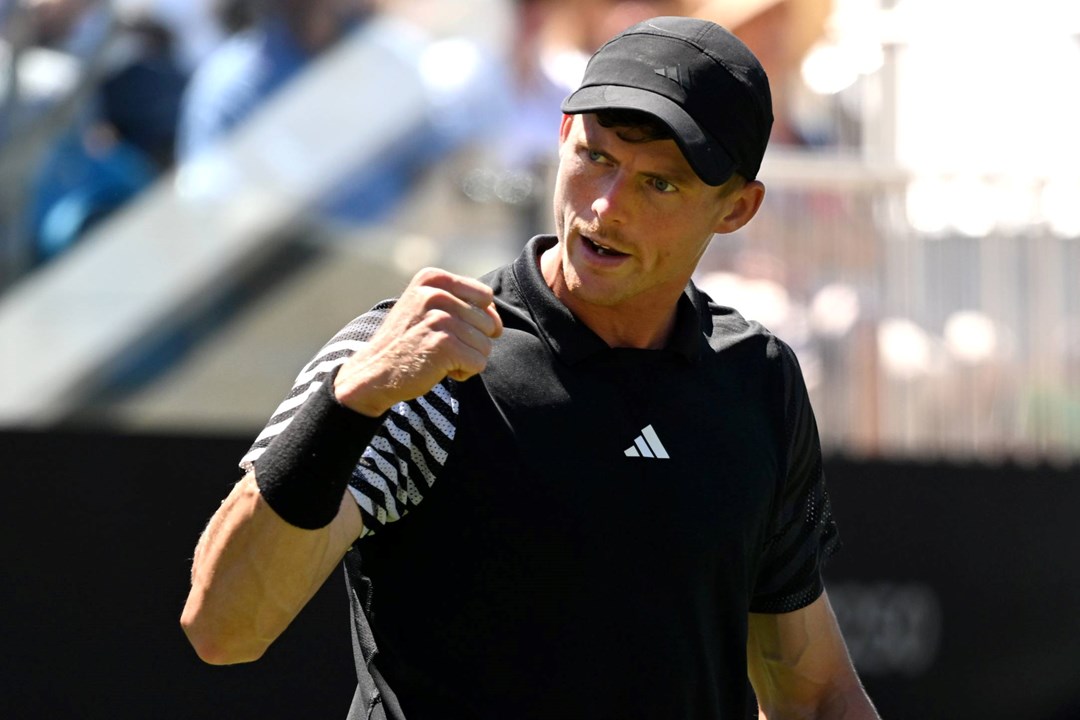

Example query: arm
[181,474,362,664]
[747,591,880,720]
[181,268,503,665]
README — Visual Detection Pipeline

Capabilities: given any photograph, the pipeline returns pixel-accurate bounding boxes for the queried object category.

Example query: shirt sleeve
[238,299,459,537]
[750,339,841,614]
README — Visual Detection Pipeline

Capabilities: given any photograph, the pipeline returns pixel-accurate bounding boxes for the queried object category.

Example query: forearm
[817,685,880,720]
[181,473,361,664]
[757,681,879,720]
[749,594,880,720]
[760,669,876,720]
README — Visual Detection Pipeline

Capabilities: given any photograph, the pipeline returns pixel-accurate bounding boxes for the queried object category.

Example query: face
[548,113,758,317]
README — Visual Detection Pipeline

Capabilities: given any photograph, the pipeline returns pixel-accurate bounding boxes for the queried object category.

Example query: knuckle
[423,308,454,329]
[408,286,448,316]
[412,266,444,285]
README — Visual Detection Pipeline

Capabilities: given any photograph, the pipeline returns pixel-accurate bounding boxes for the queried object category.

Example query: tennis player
[183,16,880,720]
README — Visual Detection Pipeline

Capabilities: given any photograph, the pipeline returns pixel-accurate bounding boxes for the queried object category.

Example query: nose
[591,171,630,225]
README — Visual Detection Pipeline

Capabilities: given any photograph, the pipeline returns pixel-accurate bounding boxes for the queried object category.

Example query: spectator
[495,0,692,172]
[176,0,507,226]
[177,0,379,160]
[15,1,190,264]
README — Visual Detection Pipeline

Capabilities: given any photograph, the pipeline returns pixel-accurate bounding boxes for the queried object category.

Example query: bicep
[747,590,864,718]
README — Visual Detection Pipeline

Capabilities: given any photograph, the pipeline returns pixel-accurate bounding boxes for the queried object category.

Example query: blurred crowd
[0,0,827,273]
[1,0,1076,460]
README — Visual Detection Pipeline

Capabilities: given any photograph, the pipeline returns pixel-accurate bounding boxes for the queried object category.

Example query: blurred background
[1,0,1078,718]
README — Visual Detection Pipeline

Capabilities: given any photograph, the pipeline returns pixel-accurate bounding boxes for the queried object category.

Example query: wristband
[254,373,385,529]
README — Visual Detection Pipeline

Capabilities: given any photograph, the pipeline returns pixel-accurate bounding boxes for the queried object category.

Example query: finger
[407,268,502,338]
[446,292,502,339]
[412,268,495,312]
[419,287,501,339]
[460,300,502,339]
[444,336,491,382]
[449,316,495,357]
[481,301,503,338]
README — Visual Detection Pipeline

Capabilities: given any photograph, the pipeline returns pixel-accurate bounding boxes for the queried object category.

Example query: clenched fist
[333,268,503,417]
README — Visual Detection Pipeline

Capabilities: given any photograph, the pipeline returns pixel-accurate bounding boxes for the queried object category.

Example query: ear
[712,180,765,235]
[559,113,576,143]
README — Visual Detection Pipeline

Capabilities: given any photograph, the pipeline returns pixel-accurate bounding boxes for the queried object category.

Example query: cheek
[553,201,566,239]
[552,173,570,224]
[553,166,590,217]
[652,222,715,270]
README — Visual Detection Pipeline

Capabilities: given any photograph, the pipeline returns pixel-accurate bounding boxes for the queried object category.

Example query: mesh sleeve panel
[238,300,459,536]
[750,339,841,614]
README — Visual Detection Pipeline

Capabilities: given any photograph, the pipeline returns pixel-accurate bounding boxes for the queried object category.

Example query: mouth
[582,234,629,258]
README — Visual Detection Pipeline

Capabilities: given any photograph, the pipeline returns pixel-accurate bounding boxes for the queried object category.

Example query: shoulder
[693,283,794,363]
[691,285,811,412]
[185,30,266,97]
[179,30,269,145]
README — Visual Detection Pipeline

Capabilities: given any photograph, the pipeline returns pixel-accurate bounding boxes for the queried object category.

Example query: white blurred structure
[710,0,1080,462]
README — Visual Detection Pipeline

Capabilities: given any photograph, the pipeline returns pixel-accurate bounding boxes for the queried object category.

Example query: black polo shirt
[243,235,839,720]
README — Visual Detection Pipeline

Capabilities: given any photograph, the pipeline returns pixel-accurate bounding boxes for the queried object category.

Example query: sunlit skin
[541,113,766,350]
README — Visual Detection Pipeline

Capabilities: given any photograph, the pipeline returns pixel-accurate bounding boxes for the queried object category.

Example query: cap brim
[561,84,736,186]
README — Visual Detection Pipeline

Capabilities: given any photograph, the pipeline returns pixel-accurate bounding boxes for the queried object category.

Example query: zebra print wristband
[253,373,385,529]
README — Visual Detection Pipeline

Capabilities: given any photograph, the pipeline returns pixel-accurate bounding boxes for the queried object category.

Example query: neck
[540,245,681,350]
[577,301,680,350]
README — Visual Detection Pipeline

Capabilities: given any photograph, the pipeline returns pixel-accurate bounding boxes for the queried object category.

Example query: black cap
[561,16,773,185]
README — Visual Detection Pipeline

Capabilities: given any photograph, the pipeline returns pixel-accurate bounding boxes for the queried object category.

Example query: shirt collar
[510,235,705,365]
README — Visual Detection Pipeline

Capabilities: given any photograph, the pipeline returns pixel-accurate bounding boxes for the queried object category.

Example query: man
[181,16,880,720]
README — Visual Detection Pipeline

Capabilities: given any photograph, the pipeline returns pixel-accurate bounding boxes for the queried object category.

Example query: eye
[586,149,607,163]
[650,177,678,194]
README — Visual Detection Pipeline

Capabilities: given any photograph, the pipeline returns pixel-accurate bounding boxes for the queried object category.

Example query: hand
[334,267,503,417]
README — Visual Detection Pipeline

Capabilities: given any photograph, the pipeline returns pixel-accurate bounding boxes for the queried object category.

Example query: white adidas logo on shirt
[624,425,670,459]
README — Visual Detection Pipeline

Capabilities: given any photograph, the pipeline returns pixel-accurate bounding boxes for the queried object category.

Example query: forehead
[572,113,703,186]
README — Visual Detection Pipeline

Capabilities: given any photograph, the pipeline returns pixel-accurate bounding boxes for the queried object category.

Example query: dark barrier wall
[823,455,1080,720]
[2,429,355,720]
[2,429,1078,719]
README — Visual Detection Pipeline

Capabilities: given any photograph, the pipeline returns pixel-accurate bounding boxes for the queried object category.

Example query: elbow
[180,608,268,666]
[186,636,267,667]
